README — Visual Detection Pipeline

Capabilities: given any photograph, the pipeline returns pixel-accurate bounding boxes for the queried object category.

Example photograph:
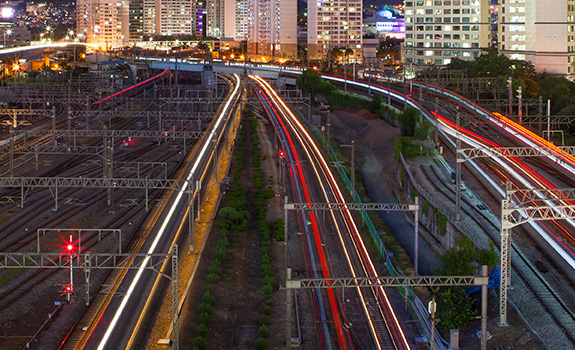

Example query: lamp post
[46,26,53,42]
[3,28,12,48]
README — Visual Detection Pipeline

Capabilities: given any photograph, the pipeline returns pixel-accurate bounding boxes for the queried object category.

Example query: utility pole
[538,95,543,133]
[547,99,551,142]
[429,296,438,350]
[308,93,311,122]
[507,77,513,115]
[517,86,522,124]
[434,97,439,147]
[455,108,461,223]
[326,112,331,148]
[342,140,355,196]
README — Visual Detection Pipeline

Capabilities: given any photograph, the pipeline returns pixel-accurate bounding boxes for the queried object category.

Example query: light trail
[94,69,170,105]
[252,75,410,350]
[97,74,241,350]
[436,113,575,271]
[312,74,575,276]
[253,77,346,348]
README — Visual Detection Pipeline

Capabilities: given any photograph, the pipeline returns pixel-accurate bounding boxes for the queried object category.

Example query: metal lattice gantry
[459,145,575,161]
[0,108,53,128]
[284,202,418,211]
[499,182,575,326]
[285,273,488,289]
[0,176,190,211]
[11,128,203,140]
[283,200,421,349]
[284,202,420,272]
[454,130,575,222]
[0,245,180,350]
[284,262,492,350]
[69,110,214,122]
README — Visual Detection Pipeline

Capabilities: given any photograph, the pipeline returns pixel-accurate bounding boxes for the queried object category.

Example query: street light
[3,28,12,48]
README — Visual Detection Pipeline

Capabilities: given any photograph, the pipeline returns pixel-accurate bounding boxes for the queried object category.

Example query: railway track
[0,71,220,349]
[418,158,575,346]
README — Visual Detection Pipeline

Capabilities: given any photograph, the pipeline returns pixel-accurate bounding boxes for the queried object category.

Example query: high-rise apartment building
[206,0,235,38]
[192,0,206,37]
[129,0,144,41]
[158,0,193,35]
[76,0,128,46]
[499,0,575,78]
[404,0,491,65]
[307,0,363,61]
[245,0,296,57]
[235,0,250,41]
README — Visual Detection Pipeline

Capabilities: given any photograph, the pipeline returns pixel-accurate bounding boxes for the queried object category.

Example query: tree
[296,68,322,96]
[218,206,245,224]
[434,288,477,331]
[538,75,574,114]
[398,107,420,137]
[431,236,494,331]
[414,119,434,140]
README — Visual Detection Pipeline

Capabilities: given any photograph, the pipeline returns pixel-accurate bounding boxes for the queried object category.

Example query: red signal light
[279,150,285,157]
[65,285,72,292]
[67,243,74,251]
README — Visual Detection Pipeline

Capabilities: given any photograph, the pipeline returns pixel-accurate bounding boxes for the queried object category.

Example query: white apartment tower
[307,0,363,61]
[499,0,575,78]
[142,0,194,36]
[76,0,129,46]
[404,0,491,65]
[240,0,297,58]
[206,0,235,38]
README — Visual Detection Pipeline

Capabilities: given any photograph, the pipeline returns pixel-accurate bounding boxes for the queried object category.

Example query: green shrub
[263,306,273,315]
[422,200,430,216]
[196,324,208,337]
[193,336,207,350]
[206,273,220,283]
[255,338,267,350]
[218,235,230,248]
[201,291,215,304]
[199,312,211,326]
[260,254,271,264]
[411,186,418,200]
[260,264,272,277]
[198,302,213,315]
[258,325,270,338]
[438,213,448,236]
[259,316,270,326]
[262,284,273,295]
[214,247,227,261]
[217,219,231,230]
[208,262,222,276]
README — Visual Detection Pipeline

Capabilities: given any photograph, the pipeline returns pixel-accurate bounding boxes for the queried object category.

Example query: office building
[404,0,491,65]
[499,0,575,78]
[307,0,363,62]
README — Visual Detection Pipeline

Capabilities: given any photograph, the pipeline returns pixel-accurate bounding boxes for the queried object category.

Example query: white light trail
[97,74,240,349]
[252,75,410,349]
